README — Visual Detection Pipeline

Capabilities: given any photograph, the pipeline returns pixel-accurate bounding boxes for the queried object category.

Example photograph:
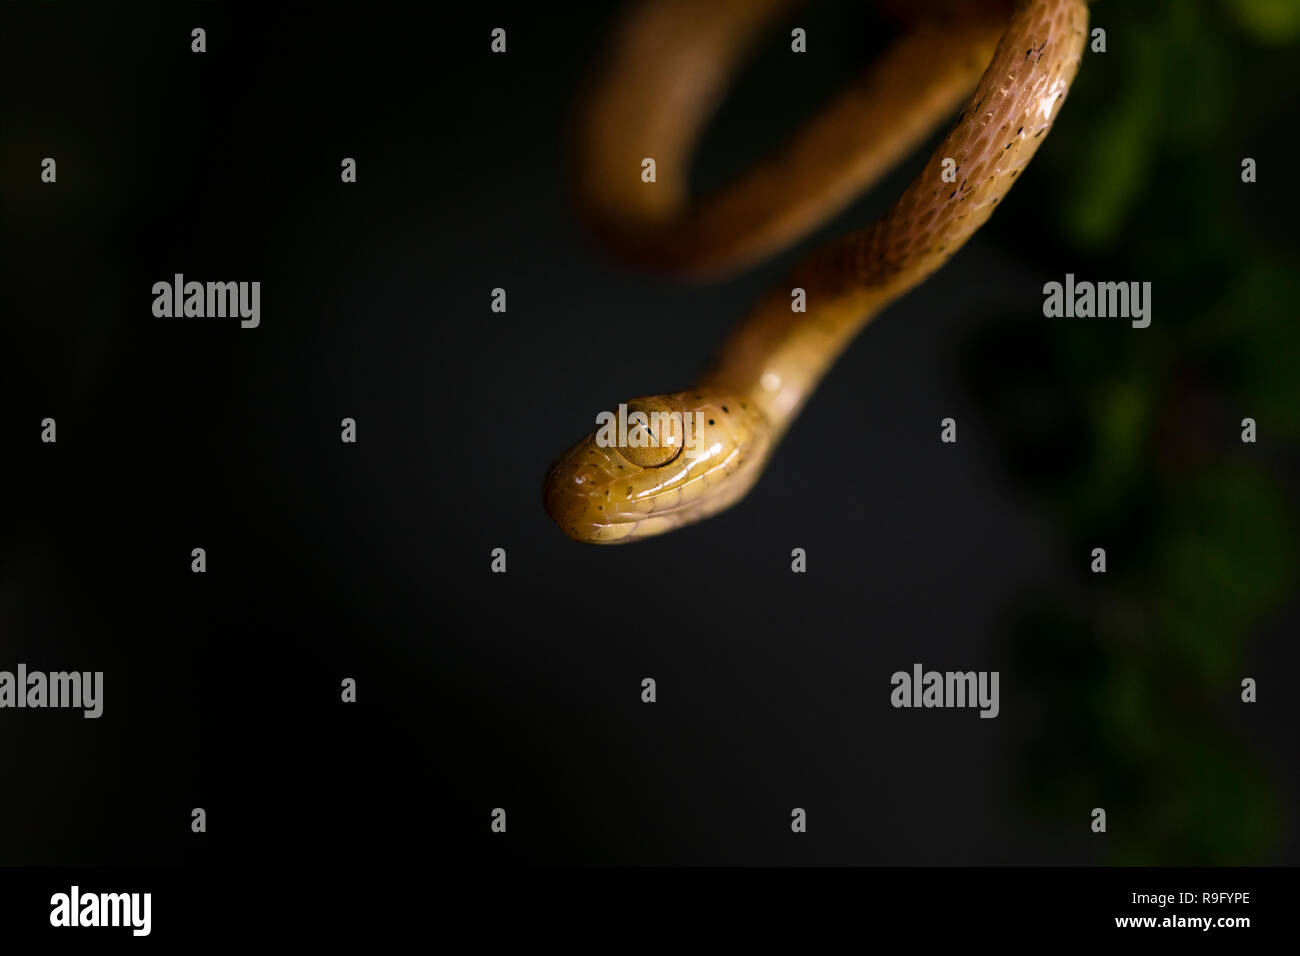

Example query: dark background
[2,0,1297,867]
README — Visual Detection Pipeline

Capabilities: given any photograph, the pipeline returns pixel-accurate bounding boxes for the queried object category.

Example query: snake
[544,0,1088,544]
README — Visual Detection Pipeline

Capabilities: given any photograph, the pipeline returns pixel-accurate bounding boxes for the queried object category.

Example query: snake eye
[619,398,685,468]
[621,442,682,468]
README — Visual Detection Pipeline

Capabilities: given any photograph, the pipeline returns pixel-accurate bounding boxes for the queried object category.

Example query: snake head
[543,390,771,544]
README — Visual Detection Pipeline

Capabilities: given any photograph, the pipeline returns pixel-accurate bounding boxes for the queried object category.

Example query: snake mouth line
[599,444,753,524]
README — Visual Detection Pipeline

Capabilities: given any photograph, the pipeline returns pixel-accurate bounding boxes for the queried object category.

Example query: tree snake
[544,0,1088,543]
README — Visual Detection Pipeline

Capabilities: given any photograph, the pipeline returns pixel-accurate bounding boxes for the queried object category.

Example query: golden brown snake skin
[545,0,1089,544]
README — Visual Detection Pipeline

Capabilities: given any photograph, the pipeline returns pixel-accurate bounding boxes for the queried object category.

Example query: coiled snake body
[545,0,1088,543]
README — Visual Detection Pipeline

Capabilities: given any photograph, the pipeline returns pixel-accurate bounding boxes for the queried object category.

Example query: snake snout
[542,439,621,543]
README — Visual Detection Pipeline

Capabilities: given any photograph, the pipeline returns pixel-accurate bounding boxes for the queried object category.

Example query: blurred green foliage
[969,0,1299,862]
[1221,0,1300,43]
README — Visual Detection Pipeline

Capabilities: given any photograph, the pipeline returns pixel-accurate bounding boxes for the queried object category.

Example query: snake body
[545,0,1088,544]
